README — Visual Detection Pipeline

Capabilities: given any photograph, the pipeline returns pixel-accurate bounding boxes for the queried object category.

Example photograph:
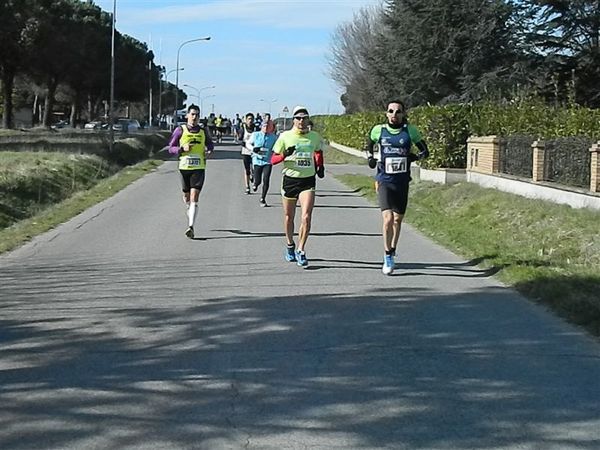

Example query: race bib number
[186,156,201,167]
[295,151,313,168]
[296,159,312,167]
[385,156,407,174]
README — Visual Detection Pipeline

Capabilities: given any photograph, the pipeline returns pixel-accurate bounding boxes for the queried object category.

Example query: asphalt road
[1,139,599,449]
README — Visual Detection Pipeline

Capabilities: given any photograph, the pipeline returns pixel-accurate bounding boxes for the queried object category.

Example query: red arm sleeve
[271,153,285,165]
[314,150,324,168]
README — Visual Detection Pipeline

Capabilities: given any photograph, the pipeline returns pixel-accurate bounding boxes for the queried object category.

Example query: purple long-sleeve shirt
[168,124,214,155]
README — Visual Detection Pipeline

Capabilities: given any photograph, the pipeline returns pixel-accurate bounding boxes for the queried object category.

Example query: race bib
[295,151,313,168]
[185,156,201,167]
[385,156,407,174]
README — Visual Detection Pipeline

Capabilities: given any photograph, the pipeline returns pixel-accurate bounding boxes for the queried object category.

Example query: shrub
[314,100,600,169]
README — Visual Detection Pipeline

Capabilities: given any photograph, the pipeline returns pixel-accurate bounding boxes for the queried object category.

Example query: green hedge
[313,101,600,169]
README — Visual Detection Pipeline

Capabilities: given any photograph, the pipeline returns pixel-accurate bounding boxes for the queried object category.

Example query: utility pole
[109,0,116,152]
[148,58,153,127]
[157,67,164,128]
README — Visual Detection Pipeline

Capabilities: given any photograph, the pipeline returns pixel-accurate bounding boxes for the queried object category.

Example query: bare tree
[327,4,385,112]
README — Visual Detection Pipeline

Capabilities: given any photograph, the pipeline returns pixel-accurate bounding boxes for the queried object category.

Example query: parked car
[51,119,69,129]
[84,120,106,130]
[114,118,141,132]
[126,119,141,131]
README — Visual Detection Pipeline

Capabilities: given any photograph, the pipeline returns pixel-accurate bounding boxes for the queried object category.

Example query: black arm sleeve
[415,140,429,160]
[363,136,375,155]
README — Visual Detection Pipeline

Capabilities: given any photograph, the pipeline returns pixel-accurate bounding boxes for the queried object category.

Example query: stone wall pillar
[466,136,501,174]
[590,142,600,193]
[532,140,546,183]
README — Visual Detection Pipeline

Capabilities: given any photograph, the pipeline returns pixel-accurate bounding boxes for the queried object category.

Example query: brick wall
[532,141,546,182]
[591,142,600,193]
[468,136,600,196]
[467,136,502,174]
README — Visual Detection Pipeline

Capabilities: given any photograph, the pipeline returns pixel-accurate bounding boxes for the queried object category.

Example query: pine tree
[524,0,600,106]
[371,0,521,105]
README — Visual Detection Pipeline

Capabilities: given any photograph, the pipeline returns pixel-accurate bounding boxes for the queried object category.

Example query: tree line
[329,0,600,113]
[0,0,179,129]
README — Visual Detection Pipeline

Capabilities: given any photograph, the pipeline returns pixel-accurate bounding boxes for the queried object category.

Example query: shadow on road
[305,258,502,277]
[209,229,381,240]
[1,257,599,448]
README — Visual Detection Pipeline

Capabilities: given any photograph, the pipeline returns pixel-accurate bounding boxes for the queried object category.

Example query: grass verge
[336,174,600,337]
[0,152,122,228]
[0,159,162,254]
[324,143,366,165]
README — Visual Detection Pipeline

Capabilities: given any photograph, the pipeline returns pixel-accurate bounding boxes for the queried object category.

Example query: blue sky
[92,0,382,119]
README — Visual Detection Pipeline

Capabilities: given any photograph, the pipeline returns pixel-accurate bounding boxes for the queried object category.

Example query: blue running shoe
[382,254,394,275]
[295,250,308,267]
[285,245,296,262]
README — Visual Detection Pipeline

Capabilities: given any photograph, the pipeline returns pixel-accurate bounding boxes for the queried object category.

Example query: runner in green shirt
[271,106,325,267]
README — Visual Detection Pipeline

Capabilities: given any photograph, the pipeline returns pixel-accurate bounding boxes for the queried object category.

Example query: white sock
[188,202,197,227]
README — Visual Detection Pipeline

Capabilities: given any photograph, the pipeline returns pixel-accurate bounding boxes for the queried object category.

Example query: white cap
[292,105,309,117]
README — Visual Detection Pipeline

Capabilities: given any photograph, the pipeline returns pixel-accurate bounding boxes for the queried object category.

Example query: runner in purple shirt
[168,124,215,155]
[168,104,215,239]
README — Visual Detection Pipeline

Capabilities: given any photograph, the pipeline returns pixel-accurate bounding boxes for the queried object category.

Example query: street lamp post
[198,85,216,95]
[183,84,200,102]
[187,94,201,105]
[109,0,116,152]
[160,67,183,118]
[174,36,211,127]
[157,67,165,126]
[260,98,277,115]
[148,57,153,127]
[166,68,183,83]
[183,84,215,112]
[200,94,215,114]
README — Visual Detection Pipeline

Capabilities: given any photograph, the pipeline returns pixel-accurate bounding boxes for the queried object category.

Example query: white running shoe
[382,254,394,275]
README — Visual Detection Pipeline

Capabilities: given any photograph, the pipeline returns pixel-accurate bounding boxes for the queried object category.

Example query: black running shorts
[377,181,409,214]
[281,175,316,200]
[180,169,206,192]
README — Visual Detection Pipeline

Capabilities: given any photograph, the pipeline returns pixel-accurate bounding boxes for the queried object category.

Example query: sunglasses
[294,116,309,120]
[387,109,404,114]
